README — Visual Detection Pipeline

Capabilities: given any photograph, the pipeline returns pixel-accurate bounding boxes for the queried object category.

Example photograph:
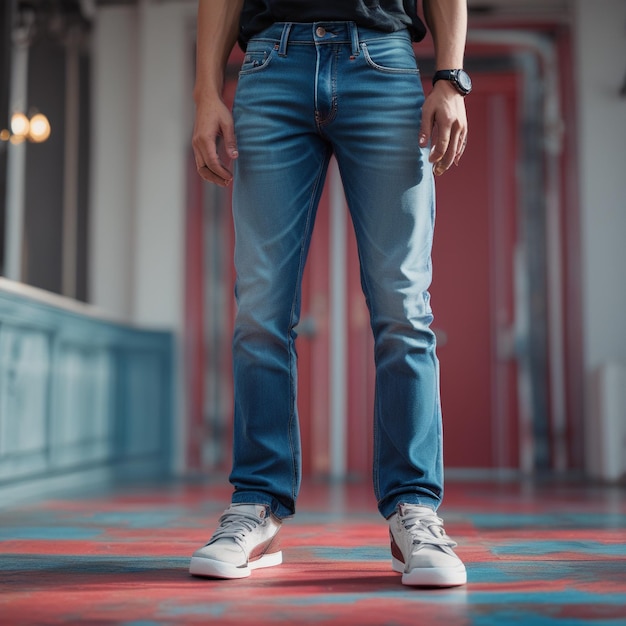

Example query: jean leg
[229,43,332,518]
[327,32,443,517]
[345,164,444,518]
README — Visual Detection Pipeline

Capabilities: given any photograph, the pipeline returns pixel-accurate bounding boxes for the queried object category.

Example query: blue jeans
[229,22,443,519]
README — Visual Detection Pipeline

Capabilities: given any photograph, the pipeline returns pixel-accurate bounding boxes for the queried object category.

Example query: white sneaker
[189,503,282,579]
[389,503,467,587]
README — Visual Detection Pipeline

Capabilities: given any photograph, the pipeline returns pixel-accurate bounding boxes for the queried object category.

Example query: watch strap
[432,69,471,96]
[432,70,458,86]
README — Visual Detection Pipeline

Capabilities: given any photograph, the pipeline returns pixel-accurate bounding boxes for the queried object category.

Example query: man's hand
[419,80,468,176]
[192,0,243,186]
[192,97,239,187]
[420,0,469,176]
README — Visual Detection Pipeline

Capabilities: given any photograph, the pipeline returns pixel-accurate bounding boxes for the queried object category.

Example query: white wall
[90,2,194,329]
[90,2,196,473]
[574,0,626,476]
[89,6,138,321]
[575,0,626,371]
[132,2,194,328]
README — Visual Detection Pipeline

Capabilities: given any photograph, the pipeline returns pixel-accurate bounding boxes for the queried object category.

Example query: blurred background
[0,0,625,504]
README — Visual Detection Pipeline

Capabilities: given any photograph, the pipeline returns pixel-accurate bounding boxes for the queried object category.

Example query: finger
[197,164,232,187]
[204,158,233,184]
[428,114,453,165]
[193,143,232,186]
[430,129,452,174]
[454,134,468,166]
[434,117,468,174]
[430,140,448,168]
[221,118,239,160]
[419,105,434,149]
[201,145,233,183]
[193,135,233,184]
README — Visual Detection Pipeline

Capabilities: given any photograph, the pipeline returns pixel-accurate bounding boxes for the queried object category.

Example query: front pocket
[240,44,276,75]
[361,39,419,74]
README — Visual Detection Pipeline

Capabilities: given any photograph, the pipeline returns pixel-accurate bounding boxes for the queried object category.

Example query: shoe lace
[209,510,265,549]
[400,507,458,549]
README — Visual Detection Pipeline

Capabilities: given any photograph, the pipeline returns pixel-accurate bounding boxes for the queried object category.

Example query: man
[190,0,470,587]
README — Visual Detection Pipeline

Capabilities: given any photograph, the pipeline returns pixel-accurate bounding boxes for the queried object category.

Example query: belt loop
[278,23,292,56]
[349,22,360,57]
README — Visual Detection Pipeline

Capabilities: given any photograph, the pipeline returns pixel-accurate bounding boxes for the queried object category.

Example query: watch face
[457,70,472,94]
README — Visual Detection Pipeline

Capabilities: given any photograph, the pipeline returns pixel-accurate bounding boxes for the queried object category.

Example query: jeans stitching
[316,47,339,128]
[239,47,277,76]
[360,42,420,74]
[334,159,382,500]
[286,146,332,506]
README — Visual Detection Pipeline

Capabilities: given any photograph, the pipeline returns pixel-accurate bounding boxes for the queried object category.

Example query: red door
[432,72,520,469]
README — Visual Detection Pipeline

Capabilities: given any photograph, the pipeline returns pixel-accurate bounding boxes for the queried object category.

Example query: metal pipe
[62,27,82,298]
[3,19,30,282]
[468,29,567,471]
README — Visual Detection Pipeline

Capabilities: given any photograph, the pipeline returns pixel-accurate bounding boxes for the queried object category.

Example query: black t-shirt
[239,0,427,49]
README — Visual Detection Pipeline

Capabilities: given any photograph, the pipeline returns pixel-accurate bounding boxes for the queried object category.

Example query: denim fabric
[229,22,443,519]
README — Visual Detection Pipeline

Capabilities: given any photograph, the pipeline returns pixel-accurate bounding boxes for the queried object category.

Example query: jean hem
[380,494,441,519]
[231,491,295,520]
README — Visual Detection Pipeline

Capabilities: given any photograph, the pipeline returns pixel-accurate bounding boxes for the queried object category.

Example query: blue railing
[0,279,174,503]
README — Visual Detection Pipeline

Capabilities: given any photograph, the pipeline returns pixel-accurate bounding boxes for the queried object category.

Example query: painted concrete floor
[0,478,625,625]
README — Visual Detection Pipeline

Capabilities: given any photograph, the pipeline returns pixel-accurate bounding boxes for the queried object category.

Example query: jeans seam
[373,389,381,501]
[286,146,332,506]
[238,47,276,76]
[360,254,381,501]
[334,159,382,500]
[360,42,420,74]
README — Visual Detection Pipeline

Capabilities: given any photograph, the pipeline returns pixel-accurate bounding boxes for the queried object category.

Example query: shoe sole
[392,557,467,587]
[190,550,283,579]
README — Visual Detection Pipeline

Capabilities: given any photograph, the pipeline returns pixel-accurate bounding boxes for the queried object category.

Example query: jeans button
[316,26,326,37]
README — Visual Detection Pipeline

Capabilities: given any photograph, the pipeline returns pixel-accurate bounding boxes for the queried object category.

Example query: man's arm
[420,0,468,176]
[192,0,244,186]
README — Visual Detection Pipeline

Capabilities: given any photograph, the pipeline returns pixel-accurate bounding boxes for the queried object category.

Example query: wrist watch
[432,69,472,96]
